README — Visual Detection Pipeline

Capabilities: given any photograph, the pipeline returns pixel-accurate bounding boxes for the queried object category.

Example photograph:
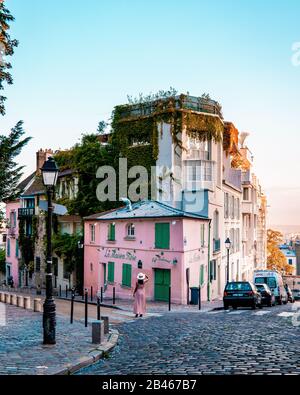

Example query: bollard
[70,289,75,324]
[33,298,42,312]
[59,285,62,298]
[65,285,68,298]
[101,287,103,303]
[17,295,24,308]
[23,296,31,309]
[92,320,104,344]
[5,293,10,304]
[113,287,116,305]
[91,286,93,302]
[0,292,5,303]
[97,296,101,321]
[168,286,171,311]
[198,286,201,311]
[12,294,18,306]
[84,289,88,327]
[10,294,16,305]
[100,316,109,334]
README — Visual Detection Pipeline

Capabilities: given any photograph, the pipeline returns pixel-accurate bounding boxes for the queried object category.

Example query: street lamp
[225,238,231,283]
[41,157,59,345]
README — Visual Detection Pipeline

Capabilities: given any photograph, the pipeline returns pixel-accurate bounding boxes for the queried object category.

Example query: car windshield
[226,282,251,291]
[255,277,276,289]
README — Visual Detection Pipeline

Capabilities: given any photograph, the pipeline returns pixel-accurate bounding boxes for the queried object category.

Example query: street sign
[39,200,68,215]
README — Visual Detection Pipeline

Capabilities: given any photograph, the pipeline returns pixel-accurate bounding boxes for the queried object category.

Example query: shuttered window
[108,262,115,283]
[200,264,205,286]
[108,223,115,241]
[122,263,132,287]
[16,240,19,258]
[200,224,205,247]
[155,223,170,249]
[7,238,10,257]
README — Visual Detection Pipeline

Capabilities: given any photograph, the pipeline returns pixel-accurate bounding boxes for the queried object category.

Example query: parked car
[284,285,295,303]
[255,283,276,307]
[223,281,263,310]
[254,270,288,305]
[292,288,300,301]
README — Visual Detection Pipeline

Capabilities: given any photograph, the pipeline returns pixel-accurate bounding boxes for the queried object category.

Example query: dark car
[284,285,295,303]
[223,281,263,310]
[292,289,300,301]
[255,283,276,307]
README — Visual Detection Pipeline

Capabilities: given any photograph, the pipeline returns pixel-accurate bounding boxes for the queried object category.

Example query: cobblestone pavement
[0,303,111,375]
[78,302,300,375]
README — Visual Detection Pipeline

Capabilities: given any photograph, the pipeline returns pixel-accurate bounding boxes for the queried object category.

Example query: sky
[1,0,300,226]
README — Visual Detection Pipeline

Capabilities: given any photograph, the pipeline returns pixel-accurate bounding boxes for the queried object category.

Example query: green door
[154,269,171,302]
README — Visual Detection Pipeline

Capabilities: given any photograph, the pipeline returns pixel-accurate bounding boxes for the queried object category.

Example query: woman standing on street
[133,273,149,318]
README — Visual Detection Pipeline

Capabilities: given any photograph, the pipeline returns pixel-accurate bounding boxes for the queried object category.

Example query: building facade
[84,200,209,304]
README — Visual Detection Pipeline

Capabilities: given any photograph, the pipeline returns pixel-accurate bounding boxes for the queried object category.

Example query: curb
[51,329,119,375]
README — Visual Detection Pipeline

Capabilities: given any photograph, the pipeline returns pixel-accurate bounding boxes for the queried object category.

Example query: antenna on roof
[121,197,132,211]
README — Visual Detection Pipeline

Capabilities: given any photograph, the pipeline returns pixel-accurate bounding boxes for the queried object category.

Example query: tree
[0,248,5,273]
[267,229,293,275]
[0,121,32,202]
[0,0,18,115]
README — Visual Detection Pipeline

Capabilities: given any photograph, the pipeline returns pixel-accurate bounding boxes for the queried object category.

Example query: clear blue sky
[1,0,300,225]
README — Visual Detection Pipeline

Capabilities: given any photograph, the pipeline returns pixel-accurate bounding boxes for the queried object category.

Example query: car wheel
[232,305,237,310]
[278,297,282,305]
[252,303,256,310]
[258,303,263,309]
[224,303,229,310]
[283,300,288,305]
[268,300,272,307]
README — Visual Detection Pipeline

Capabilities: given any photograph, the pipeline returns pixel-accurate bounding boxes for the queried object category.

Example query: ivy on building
[0,248,5,273]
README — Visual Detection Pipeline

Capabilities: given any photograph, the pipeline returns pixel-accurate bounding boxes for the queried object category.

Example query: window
[200,224,205,247]
[63,259,70,279]
[213,210,219,240]
[108,262,115,283]
[231,196,235,219]
[7,238,10,257]
[224,193,229,219]
[16,240,19,258]
[108,223,115,241]
[289,259,293,265]
[236,198,240,219]
[155,223,170,249]
[210,260,217,281]
[10,211,16,228]
[122,263,132,287]
[90,224,95,243]
[243,187,249,201]
[127,223,135,238]
[35,257,41,272]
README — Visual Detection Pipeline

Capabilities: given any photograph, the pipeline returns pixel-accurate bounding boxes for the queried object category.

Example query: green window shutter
[109,224,115,241]
[16,239,19,258]
[7,238,10,257]
[108,262,115,283]
[122,264,132,287]
[155,223,170,249]
[200,265,204,286]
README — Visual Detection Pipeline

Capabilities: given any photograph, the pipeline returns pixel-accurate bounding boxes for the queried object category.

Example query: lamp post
[225,238,231,283]
[41,157,59,345]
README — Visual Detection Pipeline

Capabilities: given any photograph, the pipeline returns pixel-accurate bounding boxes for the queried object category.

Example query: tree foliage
[0,1,18,115]
[267,229,293,275]
[55,129,119,217]
[0,121,31,202]
[0,248,5,273]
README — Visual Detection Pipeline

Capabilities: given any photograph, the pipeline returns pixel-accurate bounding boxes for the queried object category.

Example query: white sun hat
[137,273,146,280]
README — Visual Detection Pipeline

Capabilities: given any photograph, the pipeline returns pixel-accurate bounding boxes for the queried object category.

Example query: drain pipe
[207,218,212,302]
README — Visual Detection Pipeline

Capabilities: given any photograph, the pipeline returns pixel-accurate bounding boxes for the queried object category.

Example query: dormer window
[127,223,135,238]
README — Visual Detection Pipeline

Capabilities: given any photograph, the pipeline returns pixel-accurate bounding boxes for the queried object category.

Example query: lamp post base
[43,297,56,345]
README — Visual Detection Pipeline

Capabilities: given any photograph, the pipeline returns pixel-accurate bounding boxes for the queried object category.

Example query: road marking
[277,312,296,317]
[227,310,248,315]
[253,310,272,316]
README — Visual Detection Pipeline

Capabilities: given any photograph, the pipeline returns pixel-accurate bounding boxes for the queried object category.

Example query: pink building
[84,200,210,304]
[5,200,20,286]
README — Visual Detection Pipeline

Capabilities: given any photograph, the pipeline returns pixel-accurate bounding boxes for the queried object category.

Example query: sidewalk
[0,302,118,375]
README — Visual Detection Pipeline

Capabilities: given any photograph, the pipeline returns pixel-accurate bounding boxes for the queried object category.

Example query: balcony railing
[185,149,210,161]
[213,238,221,253]
[117,95,223,120]
[18,208,34,219]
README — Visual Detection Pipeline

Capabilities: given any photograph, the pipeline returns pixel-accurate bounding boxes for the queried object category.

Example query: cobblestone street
[0,303,115,375]
[78,303,300,375]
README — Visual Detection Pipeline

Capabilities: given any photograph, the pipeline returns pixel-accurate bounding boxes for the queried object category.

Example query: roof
[21,176,45,197]
[84,200,209,221]
[17,172,36,193]
[58,169,75,178]
[281,249,297,258]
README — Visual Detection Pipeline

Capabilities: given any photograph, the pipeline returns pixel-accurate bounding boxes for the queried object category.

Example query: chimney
[36,149,54,175]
